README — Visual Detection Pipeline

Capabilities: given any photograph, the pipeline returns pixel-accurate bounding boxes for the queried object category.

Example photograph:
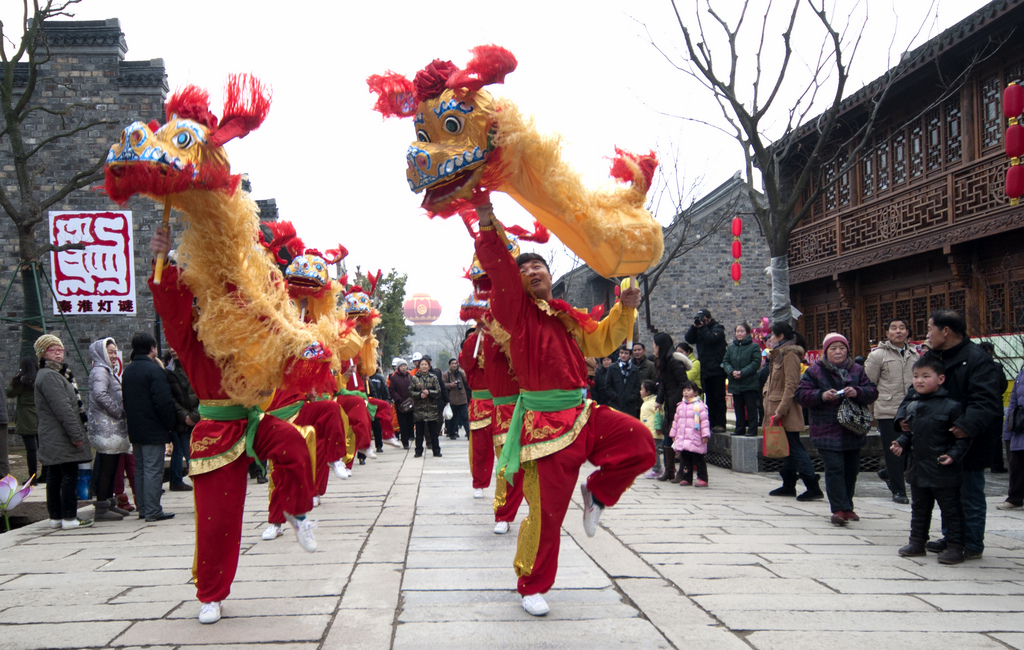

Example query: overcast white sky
[10,0,993,323]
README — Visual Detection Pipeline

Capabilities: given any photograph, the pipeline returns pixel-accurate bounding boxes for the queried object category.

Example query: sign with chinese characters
[48,211,137,316]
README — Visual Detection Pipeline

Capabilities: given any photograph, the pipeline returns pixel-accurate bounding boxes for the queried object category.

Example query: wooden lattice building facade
[788,0,1024,354]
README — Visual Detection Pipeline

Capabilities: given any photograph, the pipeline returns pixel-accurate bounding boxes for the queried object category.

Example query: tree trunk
[766,211,795,326]
[17,221,45,362]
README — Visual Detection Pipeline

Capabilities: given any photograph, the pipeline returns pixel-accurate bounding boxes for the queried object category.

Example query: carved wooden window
[836,151,850,208]
[892,132,907,184]
[980,73,1002,151]
[876,135,890,192]
[913,296,929,337]
[824,164,837,212]
[862,155,874,198]
[949,289,966,316]
[840,309,853,340]
[909,124,924,178]
[866,303,879,343]
[945,96,962,164]
[1010,280,1024,332]
[926,108,942,172]
[988,283,1006,332]
[930,293,947,312]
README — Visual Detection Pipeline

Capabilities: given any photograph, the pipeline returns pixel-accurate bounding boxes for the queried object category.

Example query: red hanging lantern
[1007,164,1024,201]
[732,240,743,259]
[1005,82,1024,120]
[730,262,742,284]
[731,217,743,237]
[1008,123,1024,159]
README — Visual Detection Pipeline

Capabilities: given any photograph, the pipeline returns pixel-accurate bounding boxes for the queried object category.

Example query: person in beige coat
[864,318,919,504]
[763,322,823,501]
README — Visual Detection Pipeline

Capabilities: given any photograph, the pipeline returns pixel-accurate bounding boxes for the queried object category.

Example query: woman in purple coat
[1000,366,1024,510]
[796,332,878,526]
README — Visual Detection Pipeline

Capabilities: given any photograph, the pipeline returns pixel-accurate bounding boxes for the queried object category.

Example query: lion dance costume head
[105,75,330,406]
[368,45,664,278]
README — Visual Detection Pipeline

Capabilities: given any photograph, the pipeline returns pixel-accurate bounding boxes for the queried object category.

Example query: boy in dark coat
[892,356,969,564]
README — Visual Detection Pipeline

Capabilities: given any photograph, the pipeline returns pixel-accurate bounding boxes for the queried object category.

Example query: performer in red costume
[335,360,375,470]
[149,230,318,624]
[473,204,655,617]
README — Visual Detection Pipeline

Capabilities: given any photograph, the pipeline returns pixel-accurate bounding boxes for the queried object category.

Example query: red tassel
[366,71,418,118]
[589,304,606,321]
[209,74,272,147]
[505,221,550,243]
[165,85,218,129]
[446,45,518,93]
[608,148,658,193]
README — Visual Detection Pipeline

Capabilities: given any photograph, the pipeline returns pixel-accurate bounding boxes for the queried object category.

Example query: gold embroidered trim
[470,417,492,430]
[519,400,594,463]
[492,432,507,446]
[339,404,355,465]
[533,298,585,346]
[493,460,508,510]
[513,460,541,578]
[188,437,246,476]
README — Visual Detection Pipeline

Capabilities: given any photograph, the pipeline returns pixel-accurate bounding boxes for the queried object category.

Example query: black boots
[769,471,797,496]
[899,538,927,557]
[796,474,824,501]
[937,543,966,565]
[657,448,675,482]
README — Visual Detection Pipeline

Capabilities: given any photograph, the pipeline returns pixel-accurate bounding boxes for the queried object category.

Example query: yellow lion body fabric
[368,45,663,278]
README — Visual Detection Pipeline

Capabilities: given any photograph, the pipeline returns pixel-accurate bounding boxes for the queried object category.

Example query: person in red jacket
[149,229,317,625]
[473,203,655,617]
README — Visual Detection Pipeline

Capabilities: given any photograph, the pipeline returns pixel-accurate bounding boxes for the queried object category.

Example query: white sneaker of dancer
[261,523,283,540]
[331,461,349,479]
[493,521,510,535]
[580,483,603,537]
[198,601,222,624]
[387,437,403,448]
[522,593,549,616]
[360,447,376,459]
[312,496,321,508]
[473,488,484,499]
[284,513,318,552]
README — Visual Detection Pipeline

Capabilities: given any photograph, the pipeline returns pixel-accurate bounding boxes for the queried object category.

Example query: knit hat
[822,332,850,354]
[395,358,408,369]
[34,334,63,359]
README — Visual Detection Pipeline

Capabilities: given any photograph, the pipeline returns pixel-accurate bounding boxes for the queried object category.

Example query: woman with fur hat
[34,334,94,530]
[87,338,131,521]
[796,332,879,525]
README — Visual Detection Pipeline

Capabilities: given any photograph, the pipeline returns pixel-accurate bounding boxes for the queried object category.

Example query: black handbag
[837,396,872,435]
[1012,406,1024,434]
[398,397,414,413]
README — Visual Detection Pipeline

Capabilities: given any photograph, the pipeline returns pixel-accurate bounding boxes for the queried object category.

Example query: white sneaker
[473,488,485,499]
[494,521,510,535]
[48,519,62,529]
[331,461,349,479]
[997,501,1022,510]
[521,593,549,616]
[580,483,603,537]
[284,513,318,552]
[261,523,283,540]
[312,496,321,508]
[61,518,93,530]
[198,601,222,624]
[361,447,376,459]
[387,437,403,448]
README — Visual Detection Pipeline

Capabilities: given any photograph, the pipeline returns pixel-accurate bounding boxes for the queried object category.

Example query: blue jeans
[782,431,816,478]
[169,429,191,485]
[133,443,166,520]
[942,470,986,553]
[819,448,860,512]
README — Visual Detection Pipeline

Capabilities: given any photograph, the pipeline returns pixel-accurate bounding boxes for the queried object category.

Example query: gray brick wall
[0,19,168,382]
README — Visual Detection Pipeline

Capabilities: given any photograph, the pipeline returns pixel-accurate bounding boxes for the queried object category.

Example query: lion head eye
[175,131,194,148]
[443,116,463,134]
[417,130,431,143]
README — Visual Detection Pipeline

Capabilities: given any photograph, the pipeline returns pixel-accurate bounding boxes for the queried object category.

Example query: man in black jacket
[898,309,1003,560]
[685,309,728,432]
[165,348,198,492]
[606,347,641,416]
[122,332,178,522]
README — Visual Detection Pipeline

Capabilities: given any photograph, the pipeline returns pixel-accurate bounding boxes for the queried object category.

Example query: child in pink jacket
[669,381,711,486]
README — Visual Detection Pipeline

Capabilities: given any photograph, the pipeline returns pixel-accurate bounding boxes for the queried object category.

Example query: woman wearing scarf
[795,332,878,526]
[34,334,94,530]
[87,338,131,521]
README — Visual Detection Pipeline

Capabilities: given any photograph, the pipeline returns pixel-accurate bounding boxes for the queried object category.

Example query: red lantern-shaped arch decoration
[403,292,443,324]
[730,216,743,285]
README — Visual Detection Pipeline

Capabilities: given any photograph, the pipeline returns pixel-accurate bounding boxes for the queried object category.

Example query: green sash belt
[497,389,583,484]
[334,388,366,399]
[197,403,264,463]
[267,400,303,422]
[492,395,518,406]
[471,389,493,401]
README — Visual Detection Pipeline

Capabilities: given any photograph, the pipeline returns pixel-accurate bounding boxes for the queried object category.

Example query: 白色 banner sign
[48,211,137,316]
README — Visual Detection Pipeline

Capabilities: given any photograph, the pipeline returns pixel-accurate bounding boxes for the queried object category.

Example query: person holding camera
[684,309,729,432]
[443,358,471,439]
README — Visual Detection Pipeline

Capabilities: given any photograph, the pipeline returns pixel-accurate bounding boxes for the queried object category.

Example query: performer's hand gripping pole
[153,201,172,285]
[620,276,637,349]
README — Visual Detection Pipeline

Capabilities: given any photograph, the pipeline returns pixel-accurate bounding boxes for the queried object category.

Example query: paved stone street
[2,439,1023,649]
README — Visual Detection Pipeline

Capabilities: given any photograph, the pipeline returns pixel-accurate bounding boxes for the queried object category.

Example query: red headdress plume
[209,74,272,148]
[505,221,549,244]
[264,221,305,266]
[445,45,517,94]
[165,85,218,129]
[365,269,383,296]
[609,148,659,194]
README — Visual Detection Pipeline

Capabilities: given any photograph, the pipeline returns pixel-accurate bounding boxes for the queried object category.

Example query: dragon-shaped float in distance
[103,75,338,406]
[367,45,664,278]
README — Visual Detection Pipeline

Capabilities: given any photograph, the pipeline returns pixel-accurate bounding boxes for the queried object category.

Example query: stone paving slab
[2,435,1023,648]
